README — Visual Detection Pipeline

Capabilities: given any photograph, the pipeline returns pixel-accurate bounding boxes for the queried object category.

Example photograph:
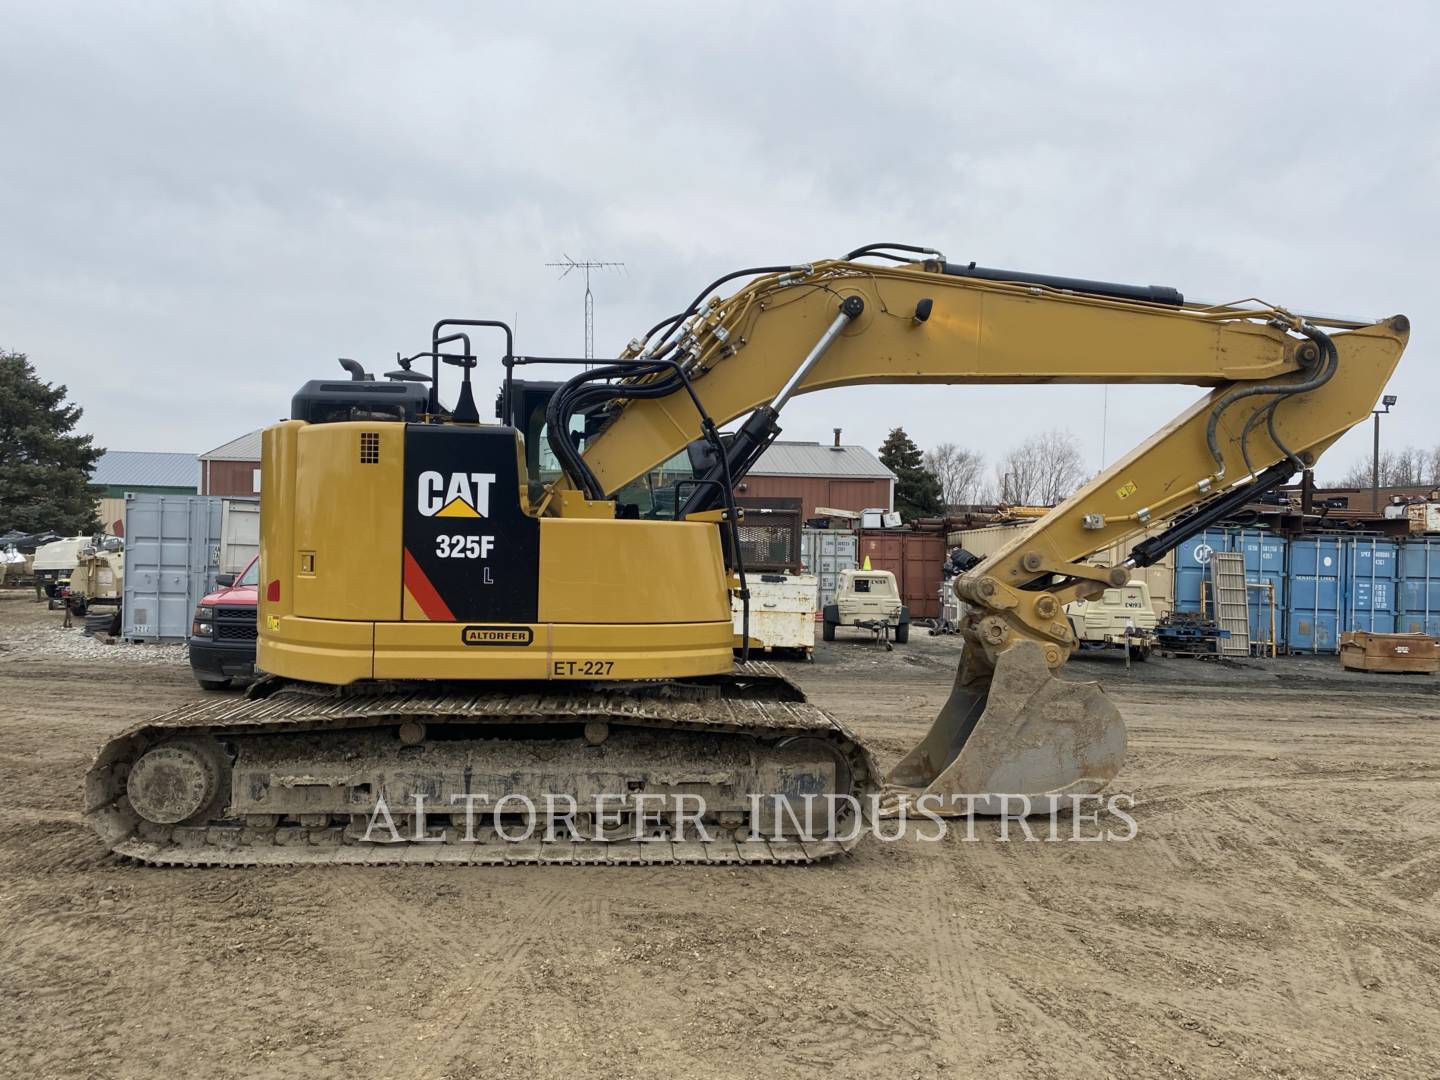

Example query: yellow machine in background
[86,243,1408,865]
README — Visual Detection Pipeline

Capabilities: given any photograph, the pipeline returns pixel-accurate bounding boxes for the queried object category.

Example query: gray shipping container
[122,494,259,642]
[220,498,260,574]
[799,528,859,612]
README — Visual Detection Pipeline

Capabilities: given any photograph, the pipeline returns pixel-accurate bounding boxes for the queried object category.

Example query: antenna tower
[546,254,626,361]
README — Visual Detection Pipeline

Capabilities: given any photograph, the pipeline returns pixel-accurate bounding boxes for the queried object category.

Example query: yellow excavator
[86,243,1408,865]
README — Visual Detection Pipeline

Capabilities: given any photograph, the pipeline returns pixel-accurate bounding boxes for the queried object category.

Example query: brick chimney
[832,427,842,449]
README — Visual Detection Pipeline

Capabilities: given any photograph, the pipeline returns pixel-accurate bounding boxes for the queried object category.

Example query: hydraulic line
[1204,323,1337,479]
[631,263,799,358]
[539,354,753,658]
[843,242,945,261]
[546,360,676,499]
[1233,324,1339,477]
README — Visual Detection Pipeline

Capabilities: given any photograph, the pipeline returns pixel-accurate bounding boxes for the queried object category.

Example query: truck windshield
[238,559,260,587]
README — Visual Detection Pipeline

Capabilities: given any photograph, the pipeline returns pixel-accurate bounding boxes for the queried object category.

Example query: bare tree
[1339,453,1385,488]
[1336,445,1436,489]
[922,442,986,507]
[1393,446,1429,486]
[995,429,1085,505]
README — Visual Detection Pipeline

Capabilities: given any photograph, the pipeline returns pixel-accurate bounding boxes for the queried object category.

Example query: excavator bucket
[884,641,1125,815]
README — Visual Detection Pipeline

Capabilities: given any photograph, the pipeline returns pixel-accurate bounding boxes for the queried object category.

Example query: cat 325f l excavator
[86,243,1408,865]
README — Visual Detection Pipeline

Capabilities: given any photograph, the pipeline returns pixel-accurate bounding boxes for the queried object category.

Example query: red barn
[199,430,262,497]
[736,438,895,521]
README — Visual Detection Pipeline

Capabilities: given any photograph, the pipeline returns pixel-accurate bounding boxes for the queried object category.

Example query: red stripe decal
[403,548,455,622]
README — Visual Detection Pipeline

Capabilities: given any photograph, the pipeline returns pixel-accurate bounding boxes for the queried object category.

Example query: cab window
[610,450,693,520]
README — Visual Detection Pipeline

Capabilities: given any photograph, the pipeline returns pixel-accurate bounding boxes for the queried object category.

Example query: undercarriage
[85,663,878,866]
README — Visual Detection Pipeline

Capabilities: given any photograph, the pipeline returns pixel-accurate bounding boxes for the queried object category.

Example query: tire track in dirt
[918,850,998,1069]
[1209,790,1439,930]
[947,843,1142,1074]
[406,888,571,1080]
[1175,788,1440,1065]
[973,842,1374,1077]
[300,873,571,1079]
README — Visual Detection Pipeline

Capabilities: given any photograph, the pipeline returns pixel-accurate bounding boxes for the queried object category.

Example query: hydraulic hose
[542,355,752,659]
[843,242,944,261]
[1204,323,1337,479]
[548,259,817,496]
[633,263,799,358]
[545,360,677,499]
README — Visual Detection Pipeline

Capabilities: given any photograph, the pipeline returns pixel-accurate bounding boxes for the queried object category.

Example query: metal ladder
[1209,551,1252,658]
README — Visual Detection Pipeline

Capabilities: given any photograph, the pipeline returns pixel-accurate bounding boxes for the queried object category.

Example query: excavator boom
[548,250,1408,810]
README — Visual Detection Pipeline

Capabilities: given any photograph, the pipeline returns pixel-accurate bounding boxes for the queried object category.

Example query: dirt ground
[2,589,1439,1080]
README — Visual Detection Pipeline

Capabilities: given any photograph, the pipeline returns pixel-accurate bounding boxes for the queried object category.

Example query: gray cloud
[2,2,1434,481]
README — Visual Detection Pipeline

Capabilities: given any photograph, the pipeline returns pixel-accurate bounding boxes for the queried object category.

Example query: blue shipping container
[1398,536,1440,636]
[1173,528,1286,649]
[1345,537,1398,636]
[1173,531,1223,613]
[1284,536,1345,653]
[1175,529,1290,648]
[1234,529,1286,649]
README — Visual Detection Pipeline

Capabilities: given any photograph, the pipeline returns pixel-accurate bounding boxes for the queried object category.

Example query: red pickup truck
[188,555,259,690]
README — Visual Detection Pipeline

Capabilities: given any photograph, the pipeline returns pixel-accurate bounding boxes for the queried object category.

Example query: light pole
[1372,394,1398,512]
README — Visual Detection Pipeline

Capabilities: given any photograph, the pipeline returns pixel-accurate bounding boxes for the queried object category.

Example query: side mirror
[215,573,236,588]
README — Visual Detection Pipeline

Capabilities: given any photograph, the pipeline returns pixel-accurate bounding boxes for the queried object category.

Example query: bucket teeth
[884,641,1126,814]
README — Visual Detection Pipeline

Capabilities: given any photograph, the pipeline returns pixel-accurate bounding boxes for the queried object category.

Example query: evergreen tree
[878,427,943,522]
[0,351,103,534]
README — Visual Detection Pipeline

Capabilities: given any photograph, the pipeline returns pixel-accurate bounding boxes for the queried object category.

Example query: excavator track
[86,662,878,867]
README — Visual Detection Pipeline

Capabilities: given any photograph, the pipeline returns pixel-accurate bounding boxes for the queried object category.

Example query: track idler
[884,639,1126,814]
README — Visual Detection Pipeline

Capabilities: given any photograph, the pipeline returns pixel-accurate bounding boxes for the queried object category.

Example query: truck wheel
[196,676,232,692]
[1128,644,1149,662]
[893,622,910,645]
[822,620,836,642]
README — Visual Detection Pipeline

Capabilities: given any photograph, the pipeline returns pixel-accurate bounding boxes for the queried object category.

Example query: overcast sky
[3,3,1435,485]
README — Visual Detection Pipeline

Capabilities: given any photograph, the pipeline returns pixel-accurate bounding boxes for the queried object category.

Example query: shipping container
[799,529,858,613]
[1177,531,1415,655]
[122,494,260,642]
[857,530,946,619]
[1173,528,1285,651]
[1398,536,1440,636]
[1226,529,1286,649]
[219,499,261,574]
[1345,537,1398,635]
[1177,529,1310,653]
[1286,536,1344,653]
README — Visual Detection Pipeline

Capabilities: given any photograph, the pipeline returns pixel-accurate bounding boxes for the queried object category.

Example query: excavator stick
[884,641,1125,815]
[882,313,1407,817]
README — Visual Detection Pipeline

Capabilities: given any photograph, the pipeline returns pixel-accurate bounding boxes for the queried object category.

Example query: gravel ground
[0,593,188,665]
[4,590,1440,1079]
